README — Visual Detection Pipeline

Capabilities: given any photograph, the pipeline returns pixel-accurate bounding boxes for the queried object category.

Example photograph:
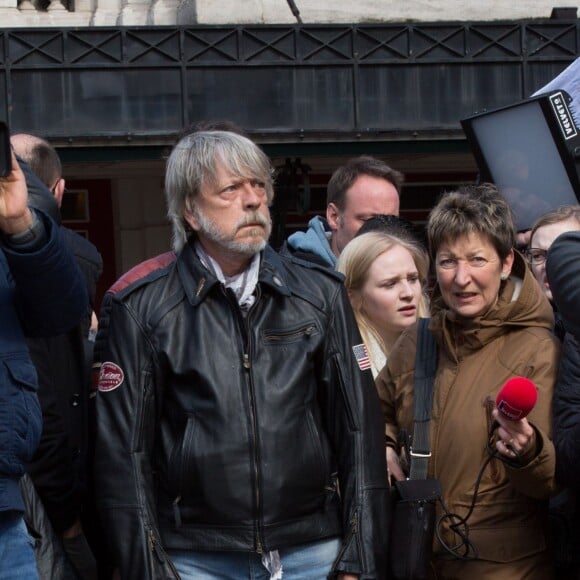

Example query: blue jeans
[0,514,38,580]
[167,537,341,580]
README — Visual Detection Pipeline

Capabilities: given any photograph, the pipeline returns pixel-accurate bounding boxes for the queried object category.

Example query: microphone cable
[434,424,520,560]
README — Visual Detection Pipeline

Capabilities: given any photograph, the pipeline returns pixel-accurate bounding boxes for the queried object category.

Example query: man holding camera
[0,145,88,579]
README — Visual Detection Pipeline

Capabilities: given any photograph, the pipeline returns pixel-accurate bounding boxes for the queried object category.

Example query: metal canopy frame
[0,21,577,147]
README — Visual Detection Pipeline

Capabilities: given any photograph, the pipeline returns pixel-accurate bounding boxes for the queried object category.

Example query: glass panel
[358,63,523,130]
[186,67,354,131]
[11,70,182,135]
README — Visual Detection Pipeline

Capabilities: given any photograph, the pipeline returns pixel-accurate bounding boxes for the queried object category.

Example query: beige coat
[377,253,560,578]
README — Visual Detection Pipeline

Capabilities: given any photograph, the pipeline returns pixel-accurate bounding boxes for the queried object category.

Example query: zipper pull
[351,511,358,534]
[243,353,250,369]
[256,536,264,554]
[149,529,165,563]
[172,495,182,528]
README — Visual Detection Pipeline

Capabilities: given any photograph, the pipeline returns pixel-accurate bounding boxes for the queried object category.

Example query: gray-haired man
[93,131,389,579]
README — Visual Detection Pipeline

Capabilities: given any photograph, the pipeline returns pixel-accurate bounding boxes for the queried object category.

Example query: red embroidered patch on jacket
[98,362,125,392]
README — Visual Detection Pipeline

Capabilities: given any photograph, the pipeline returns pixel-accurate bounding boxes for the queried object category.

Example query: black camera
[0,121,11,177]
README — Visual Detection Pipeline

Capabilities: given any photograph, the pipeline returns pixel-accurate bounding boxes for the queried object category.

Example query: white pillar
[91,0,121,26]
[150,0,178,25]
[117,0,150,25]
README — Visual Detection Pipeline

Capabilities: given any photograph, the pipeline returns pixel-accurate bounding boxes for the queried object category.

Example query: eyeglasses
[527,248,548,266]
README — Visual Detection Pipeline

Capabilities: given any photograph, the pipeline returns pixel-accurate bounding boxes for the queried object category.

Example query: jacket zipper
[405,501,429,577]
[224,287,264,554]
[149,527,181,578]
[139,374,182,576]
[332,510,359,569]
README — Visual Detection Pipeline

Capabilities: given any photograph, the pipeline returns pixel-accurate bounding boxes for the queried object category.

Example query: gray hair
[165,130,274,252]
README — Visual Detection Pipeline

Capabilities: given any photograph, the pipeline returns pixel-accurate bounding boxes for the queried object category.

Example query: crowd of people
[1,124,580,580]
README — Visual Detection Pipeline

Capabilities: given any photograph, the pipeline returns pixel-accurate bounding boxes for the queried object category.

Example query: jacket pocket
[469,523,546,562]
[0,358,42,472]
[168,414,198,500]
[305,408,331,491]
[261,322,319,345]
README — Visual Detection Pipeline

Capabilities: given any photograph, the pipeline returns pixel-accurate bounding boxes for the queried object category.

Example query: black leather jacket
[93,243,389,579]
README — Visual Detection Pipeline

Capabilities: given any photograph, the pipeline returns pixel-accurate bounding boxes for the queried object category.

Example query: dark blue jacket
[0,210,88,514]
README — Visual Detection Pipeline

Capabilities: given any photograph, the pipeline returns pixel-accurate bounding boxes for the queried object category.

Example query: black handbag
[389,318,441,580]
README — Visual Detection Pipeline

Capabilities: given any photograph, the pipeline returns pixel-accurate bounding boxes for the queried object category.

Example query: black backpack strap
[409,318,438,480]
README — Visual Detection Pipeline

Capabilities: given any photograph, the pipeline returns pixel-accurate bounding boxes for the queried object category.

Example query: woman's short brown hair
[427,183,515,260]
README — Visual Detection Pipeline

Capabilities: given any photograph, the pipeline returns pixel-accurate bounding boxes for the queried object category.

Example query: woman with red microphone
[377,183,559,579]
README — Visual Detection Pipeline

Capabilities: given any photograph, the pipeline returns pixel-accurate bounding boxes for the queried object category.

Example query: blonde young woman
[337,231,429,378]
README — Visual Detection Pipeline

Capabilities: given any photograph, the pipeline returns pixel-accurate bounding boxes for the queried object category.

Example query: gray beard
[193,206,271,257]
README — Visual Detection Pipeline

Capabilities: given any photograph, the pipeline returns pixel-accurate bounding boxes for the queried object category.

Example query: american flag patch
[352,343,371,371]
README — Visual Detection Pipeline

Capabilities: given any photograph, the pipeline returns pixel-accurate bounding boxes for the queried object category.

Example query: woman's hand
[492,409,536,460]
[387,446,406,484]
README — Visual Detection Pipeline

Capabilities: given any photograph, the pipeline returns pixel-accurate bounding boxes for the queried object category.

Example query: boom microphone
[495,377,538,421]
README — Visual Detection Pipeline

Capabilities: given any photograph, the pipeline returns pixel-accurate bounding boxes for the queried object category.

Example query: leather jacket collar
[176,241,292,307]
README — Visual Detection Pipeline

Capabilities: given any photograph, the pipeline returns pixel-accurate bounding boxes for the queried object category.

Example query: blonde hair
[337,231,430,362]
[530,205,580,244]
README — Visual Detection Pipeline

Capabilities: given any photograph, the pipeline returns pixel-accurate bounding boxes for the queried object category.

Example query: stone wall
[191,0,575,25]
[0,0,576,28]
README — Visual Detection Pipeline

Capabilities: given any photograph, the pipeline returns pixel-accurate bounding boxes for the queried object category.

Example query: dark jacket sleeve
[93,294,177,579]
[60,227,103,337]
[26,335,82,535]
[61,227,103,302]
[320,284,389,579]
[2,211,88,337]
[553,333,580,487]
[547,231,580,342]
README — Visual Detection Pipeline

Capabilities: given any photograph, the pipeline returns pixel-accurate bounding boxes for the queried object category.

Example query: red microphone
[495,377,538,421]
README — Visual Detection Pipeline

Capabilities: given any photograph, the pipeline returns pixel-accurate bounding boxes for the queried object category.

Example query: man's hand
[338,575,359,580]
[387,446,406,484]
[515,229,532,252]
[0,149,32,235]
[61,518,83,539]
[61,519,98,580]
